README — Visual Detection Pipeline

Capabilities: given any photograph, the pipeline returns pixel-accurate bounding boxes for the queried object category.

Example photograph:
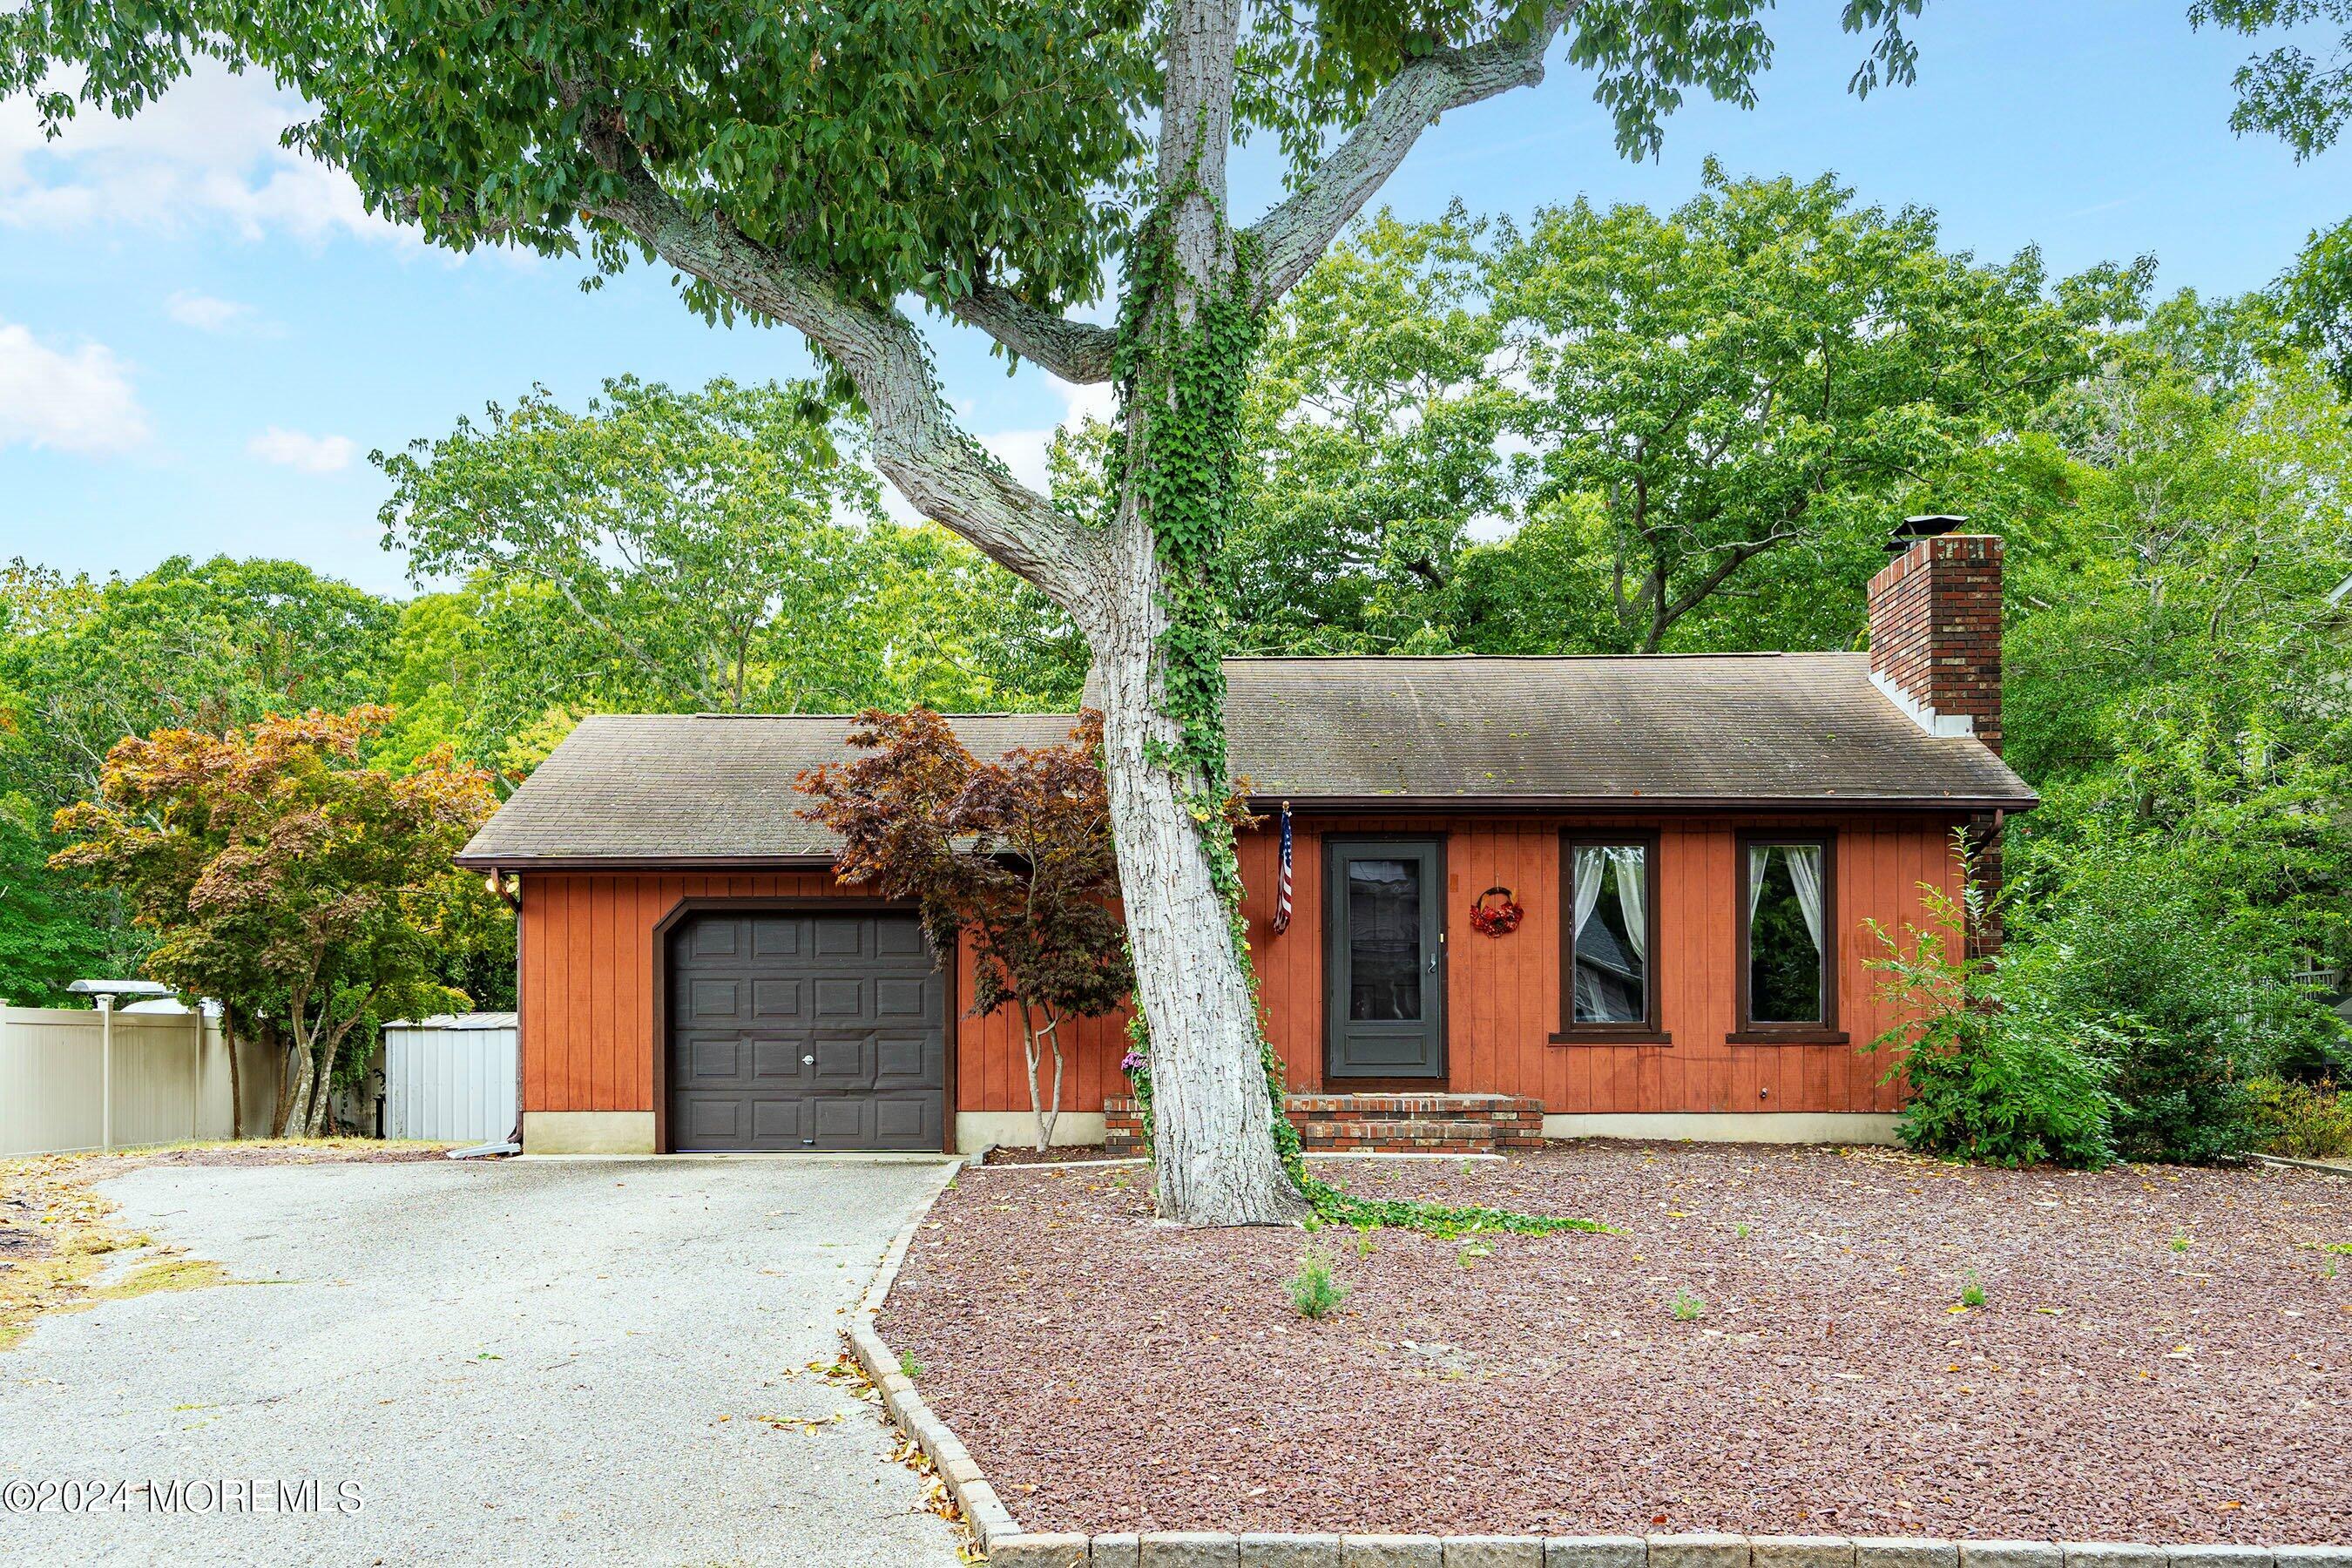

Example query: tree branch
[948,282,1119,383]
[586,165,1101,605]
[1245,5,1581,308]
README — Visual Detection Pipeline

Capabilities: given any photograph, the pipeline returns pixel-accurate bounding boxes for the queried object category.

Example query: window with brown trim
[1732,831,1846,1044]
[1551,830,1667,1044]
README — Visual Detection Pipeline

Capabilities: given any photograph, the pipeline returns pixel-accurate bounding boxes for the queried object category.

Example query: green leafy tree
[1478,165,2139,653]
[51,707,499,1139]
[0,555,396,809]
[1212,174,2139,659]
[0,794,112,1004]
[799,709,1132,1151]
[0,555,401,986]
[1997,301,2352,1158]
[3,0,1936,1222]
[1233,206,1521,652]
[380,375,886,713]
[2193,0,2352,159]
[380,378,1078,773]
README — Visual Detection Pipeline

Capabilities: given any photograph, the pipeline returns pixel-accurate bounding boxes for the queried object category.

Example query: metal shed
[382,1013,518,1145]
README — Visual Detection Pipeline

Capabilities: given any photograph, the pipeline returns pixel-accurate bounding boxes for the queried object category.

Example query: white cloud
[0,320,150,454]
[879,375,1117,524]
[247,425,355,473]
[165,290,259,333]
[0,63,395,244]
[977,376,1119,497]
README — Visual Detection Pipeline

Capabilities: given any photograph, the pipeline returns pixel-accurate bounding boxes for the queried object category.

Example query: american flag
[1270,805,1294,934]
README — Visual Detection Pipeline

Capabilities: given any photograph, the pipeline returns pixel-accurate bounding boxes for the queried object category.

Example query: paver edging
[847,1157,2352,1566]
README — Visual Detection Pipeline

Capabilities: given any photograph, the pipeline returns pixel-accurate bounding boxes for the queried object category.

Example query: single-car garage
[663,909,946,1152]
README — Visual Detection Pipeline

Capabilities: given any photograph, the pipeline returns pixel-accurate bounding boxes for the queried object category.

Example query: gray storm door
[1324,838,1447,1079]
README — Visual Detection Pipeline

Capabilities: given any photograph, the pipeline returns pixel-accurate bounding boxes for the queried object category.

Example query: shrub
[2245,1077,2352,1161]
[1865,852,2121,1170]
[1287,1253,1347,1320]
[2007,826,2349,1163]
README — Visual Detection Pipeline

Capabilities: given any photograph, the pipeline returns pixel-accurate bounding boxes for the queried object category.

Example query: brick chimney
[1866,517,2004,756]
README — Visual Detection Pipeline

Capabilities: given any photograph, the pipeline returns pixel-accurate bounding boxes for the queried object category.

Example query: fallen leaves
[750,1410,845,1434]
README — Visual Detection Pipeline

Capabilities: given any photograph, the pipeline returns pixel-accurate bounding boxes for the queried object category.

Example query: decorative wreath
[1469,885,1524,936]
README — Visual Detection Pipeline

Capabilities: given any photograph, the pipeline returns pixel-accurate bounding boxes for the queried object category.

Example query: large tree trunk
[1091,528,1304,1225]
[1075,0,1302,1226]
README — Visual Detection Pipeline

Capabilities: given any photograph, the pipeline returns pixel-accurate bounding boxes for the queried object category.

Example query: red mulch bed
[983,1146,1144,1166]
[881,1143,2352,1544]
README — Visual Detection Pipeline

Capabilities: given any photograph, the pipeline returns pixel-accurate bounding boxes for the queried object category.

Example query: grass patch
[89,1257,234,1300]
[0,1139,385,1349]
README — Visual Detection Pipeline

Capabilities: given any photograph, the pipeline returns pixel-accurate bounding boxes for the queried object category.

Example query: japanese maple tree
[51,707,498,1139]
[800,709,1132,1152]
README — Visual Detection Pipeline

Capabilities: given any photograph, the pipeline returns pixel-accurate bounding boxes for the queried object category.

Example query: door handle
[802,1053,815,1065]
[1427,953,1438,973]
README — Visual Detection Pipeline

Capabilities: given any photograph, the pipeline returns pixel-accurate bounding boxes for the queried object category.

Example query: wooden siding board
[514,810,1974,1125]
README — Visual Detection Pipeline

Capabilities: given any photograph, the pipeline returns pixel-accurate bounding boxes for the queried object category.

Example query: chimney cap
[1886,513,1969,553]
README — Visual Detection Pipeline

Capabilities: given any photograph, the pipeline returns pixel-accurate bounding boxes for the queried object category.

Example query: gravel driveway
[0,1157,967,1567]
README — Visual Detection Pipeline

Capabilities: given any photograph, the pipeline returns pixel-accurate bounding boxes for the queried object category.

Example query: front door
[1324,838,1446,1079]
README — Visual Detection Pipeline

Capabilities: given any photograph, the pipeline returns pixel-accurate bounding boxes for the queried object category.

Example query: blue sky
[4,2,2350,597]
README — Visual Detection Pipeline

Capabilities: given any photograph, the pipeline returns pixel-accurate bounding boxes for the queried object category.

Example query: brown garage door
[666,911,945,1152]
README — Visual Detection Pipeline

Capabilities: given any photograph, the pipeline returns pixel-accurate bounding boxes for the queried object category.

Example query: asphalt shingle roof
[456,653,2033,867]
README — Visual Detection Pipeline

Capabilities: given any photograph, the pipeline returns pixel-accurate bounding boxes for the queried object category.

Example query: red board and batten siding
[517,869,1128,1117]
[517,813,1961,1121]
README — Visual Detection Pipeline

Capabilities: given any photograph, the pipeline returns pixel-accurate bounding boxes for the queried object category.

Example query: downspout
[450,867,524,1160]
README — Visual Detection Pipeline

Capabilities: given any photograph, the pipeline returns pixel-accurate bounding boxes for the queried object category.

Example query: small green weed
[1668,1288,1706,1321]
[1959,1269,1987,1309]
[2168,1233,2193,1254]
[897,1350,924,1381]
[1734,1223,1752,1240]
[1457,1240,1494,1268]
[1352,1224,1377,1258]
[1288,1253,1348,1320]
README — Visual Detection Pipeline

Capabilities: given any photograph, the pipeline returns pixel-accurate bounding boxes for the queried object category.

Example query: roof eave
[1240,792,2038,814]
[452,851,845,872]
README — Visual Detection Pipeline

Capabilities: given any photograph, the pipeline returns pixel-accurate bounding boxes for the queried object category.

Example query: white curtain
[1749,844,1826,953]
[1610,847,1647,962]
[1572,847,1606,938]
[1785,843,1825,953]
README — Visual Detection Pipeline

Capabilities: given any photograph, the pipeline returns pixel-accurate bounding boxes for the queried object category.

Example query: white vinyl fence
[0,1005,280,1157]
[382,1013,517,1145]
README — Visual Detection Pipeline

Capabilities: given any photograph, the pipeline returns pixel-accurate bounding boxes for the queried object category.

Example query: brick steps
[1102,1093,1542,1158]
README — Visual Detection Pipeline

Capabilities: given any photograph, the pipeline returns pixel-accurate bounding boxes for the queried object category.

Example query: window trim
[1730,829,1848,1044]
[1551,828,1670,1045]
